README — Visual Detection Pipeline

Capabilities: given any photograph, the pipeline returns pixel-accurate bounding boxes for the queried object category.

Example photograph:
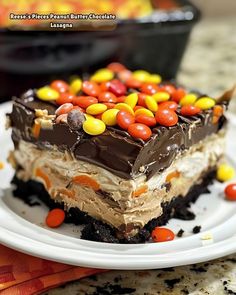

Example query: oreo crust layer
[11,169,216,244]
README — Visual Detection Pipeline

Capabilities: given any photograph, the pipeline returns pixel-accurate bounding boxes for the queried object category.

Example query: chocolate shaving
[177,229,184,237]
[192,225,201,234]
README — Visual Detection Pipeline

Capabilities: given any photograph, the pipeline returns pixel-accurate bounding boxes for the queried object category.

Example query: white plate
[0,102,236,270]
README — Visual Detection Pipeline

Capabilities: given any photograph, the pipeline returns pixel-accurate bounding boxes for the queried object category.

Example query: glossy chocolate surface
[9,90,227,179]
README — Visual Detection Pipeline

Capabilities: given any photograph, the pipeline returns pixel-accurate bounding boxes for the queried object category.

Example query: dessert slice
[7,64,231,243]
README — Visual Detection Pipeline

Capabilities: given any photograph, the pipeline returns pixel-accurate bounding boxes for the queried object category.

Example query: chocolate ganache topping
[9,89,228,180]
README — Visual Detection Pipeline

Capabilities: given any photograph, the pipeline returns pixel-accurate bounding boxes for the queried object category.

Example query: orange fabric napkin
[0,244,106,295]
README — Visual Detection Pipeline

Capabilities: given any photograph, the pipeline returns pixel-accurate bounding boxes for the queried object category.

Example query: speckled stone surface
[45,18,236,295]
[45,257,236,295]
[178,17,236,112]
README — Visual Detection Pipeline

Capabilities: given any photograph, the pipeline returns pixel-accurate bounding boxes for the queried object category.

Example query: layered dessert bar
[7,64,231,243]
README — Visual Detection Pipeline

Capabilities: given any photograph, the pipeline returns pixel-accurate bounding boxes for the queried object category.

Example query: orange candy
[51,80,69,93]
[140,83,159,95]
[108,79,127,97]
[212,116,219,124]
[213,105,223,117]
[134,106,145,113]
[116,95,126,103]
[159,84,176,96]
[224,183,236,201]
[35,168,51,190]
[55,103,73,116]
[72,175,100,191]
[117,110,135,130]
[166,171,180,182]
[126,78,142,89]
[159,101,178,111]
[180,105,201,116]
[132,185,148,198]
[212,105,224,123]
[151,227,175,242]
[117,69,132,82]
[171,88,186,103]
[73,96,98,109]
[104,102,116,109]
[100,81,111,92]
[46,208,66,228]
[128,123,152,140]
[98,91,117,103]
[32,121,41,138]
[95,114,103,120]
[107,62,126,73]
[155,109,178,127]
[82,81,101,97]
[137,93,147,107]
[56,93,75,105]
[135,115,156,127]
[72,105,85,112]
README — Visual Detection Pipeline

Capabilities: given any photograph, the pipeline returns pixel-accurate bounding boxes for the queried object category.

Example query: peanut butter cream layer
[11,131,225,230]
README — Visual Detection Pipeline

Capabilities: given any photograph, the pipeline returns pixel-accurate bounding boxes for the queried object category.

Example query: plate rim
[1,225,236,270]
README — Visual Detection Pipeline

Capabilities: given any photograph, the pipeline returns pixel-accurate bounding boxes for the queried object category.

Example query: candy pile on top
[36,63,222,141]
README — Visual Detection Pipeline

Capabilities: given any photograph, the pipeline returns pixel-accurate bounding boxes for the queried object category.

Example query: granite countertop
[46,257,236,294]
[46,18,236,295]
[178,17,236,112]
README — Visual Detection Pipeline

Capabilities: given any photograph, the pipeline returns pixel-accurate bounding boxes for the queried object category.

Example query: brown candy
[67,109,85,130]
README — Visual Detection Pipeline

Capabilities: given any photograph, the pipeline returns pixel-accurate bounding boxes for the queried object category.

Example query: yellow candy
[83,118,106,135]
[36,86,59,101]
[145,95,158,112]
[91,68,114,83]
[180,94,198,106]
[152,92,170,102]
[102,109,119,126]
[115,103,134,115]
[86,103,107,115]
[146,74,162,84]
[132,70,150,82]
[134,108,154,117]
[70,78,82,94]
[125,93,138,109]
[217,164,235,182]
[194,97,216,110]
[84,114,94,120]
[0,161,4,170]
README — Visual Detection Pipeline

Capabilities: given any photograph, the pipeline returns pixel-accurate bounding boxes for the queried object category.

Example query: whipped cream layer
[11,131,225,233]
